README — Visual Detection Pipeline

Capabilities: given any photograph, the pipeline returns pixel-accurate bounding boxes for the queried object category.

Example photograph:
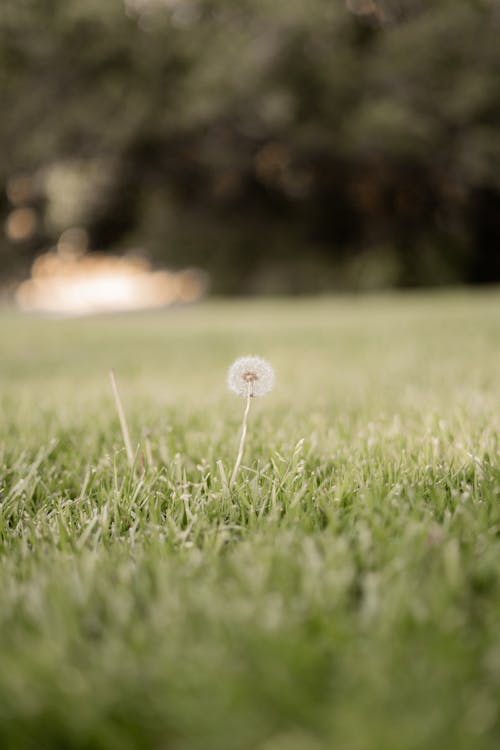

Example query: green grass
[1,292,500,750]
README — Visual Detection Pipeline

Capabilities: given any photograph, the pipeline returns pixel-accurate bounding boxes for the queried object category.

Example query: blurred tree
[1,0,500,291]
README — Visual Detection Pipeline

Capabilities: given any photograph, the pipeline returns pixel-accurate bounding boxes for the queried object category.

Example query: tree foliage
[2,0,500,290]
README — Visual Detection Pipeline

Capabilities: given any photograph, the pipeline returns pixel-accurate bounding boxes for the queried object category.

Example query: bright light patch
[15,243,208,316]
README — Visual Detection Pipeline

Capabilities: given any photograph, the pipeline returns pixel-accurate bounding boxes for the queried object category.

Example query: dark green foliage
[2,0,500,290]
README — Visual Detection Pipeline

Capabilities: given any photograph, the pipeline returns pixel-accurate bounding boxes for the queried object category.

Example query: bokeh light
[15,232,207,316]
[5,208,38,242]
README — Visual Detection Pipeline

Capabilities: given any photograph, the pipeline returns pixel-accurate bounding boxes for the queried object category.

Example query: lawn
[1,292,500,750]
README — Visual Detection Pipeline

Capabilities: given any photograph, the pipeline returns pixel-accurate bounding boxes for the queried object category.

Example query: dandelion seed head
[227,355,275,397]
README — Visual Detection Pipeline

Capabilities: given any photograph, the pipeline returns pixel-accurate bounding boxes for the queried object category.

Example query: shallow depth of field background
[2,2,500,749]
[2,0,500,293]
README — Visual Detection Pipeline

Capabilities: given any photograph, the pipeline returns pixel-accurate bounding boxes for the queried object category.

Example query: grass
[0,291,500,750]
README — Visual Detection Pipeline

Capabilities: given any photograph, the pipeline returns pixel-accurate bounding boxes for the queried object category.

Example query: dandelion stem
[230,386,252,486]
[109,369,134,468]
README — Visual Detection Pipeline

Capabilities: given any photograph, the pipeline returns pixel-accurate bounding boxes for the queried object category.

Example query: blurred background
[2,0,500,310]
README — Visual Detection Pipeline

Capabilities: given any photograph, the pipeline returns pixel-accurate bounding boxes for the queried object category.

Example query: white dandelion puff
[227,355,275,486]
[227,355,275,398]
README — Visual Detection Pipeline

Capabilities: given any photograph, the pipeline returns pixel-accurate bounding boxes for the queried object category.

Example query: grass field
[1,292,500,750]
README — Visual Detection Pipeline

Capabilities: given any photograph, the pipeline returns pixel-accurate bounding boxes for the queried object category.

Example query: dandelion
[227,355,275,485]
